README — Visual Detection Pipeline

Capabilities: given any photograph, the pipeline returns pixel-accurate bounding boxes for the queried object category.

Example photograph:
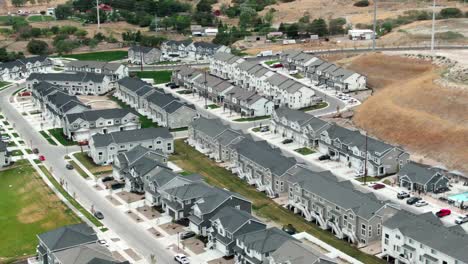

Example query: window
[431,249,437,255]
[396,235,401,239]
[156,140,162,144]
[377,224,381,235]
[349,214,354,220]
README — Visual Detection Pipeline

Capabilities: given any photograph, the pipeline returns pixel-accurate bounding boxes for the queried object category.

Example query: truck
[257,50,273,57]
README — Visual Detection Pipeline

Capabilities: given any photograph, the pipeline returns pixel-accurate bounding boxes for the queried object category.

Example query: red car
[38,155,46,161]
[436,209,451,218]
[272,63,283,68]
[372,183,386,190]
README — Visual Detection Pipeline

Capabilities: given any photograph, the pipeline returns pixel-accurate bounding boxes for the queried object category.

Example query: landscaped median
[39,130,58,146]
[72,152,112,177]
[299,101,329,112]
[170,140,385,264]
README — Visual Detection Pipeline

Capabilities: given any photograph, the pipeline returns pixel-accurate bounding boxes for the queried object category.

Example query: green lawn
[48,128,76,146]
[265,60,279,66]
[291,73,304,79]
[176,90,193,94]
[60,51,127,62]
[11,133,19,138]
[135,70,172,84]
[109,95,159,128]
[72,152,111,175]
[207,104,220,109]
[233,115,271,122]
[0,81,11,90]
[0,162,80,262]
[39,130,57,146]
[7,141,16,147]
[294,147,315,155]
[27,15,54,22]
[170,140,386,264]
[299,102,329,112]
[10,150,24,156]
[0,15,25,25]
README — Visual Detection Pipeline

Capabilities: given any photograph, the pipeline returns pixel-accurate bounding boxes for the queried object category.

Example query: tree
[329,17,346,35]
[309,18,328,37]
[55,4,73,20]
[354,0,369,7]
[55,40,79,54]
[239,6,258,28]
[87,8,107,24]
[286,23,299,39]
[439,8,463,19]
[12,0,27,7]
[27,40,49,55]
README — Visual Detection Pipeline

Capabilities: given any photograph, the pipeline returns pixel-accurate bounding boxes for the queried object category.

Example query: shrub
[27,39,49,55]
[439,8,463,19]
[354,0,369,7]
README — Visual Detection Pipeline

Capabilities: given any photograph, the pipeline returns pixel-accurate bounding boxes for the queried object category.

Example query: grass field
[73,152,111,175]
[294,147,315,155]
[27,15,55,22]
[48,128,76,146]
[0,161,80,262]
[109,95,159,128]
[60,51,127,62]
[135,70,172,84]
[0,15,25,25]
[170,140,385,264]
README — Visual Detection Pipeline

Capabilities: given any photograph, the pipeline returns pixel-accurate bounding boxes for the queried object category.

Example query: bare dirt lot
[339,53,468,174]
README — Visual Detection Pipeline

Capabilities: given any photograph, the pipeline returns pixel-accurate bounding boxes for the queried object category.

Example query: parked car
[65,163,74,170]
[174,254,190,264]
[165,82,175,87]
[98,239,109,247]
[94,211,104,220]
[397,191,410,199]
[289,70,299,75]
[372,183,385,190]
[110,182,125,190]
[260,126,269,132]
[455,215,468,225]
[282,139,293,144]
[406,197,422,205]
[38,155,46,161]
[180,231,196,240]
[282,224,297,235]
[32,148,39,154]
[271,63,283,68]
[101,176,114,182]
[169,83,180,89]
[415,200,428,207]
[435,209,451,218]
[318,154,330,161]
[434,187,450,194]
[438,196,448,202]
[1,135,10,141]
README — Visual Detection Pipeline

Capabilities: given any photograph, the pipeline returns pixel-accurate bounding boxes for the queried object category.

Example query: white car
[174,254,190,264]
[455,215,468,225]
[415,200,428,207]
[289,70,299,75]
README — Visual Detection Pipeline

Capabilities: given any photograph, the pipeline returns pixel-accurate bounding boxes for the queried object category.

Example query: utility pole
[96,0,101,30]
[430,0,436,52]
[204,71,208,109]
[363,132,368,185]
[140,47,144,71]
[372,0,377,51]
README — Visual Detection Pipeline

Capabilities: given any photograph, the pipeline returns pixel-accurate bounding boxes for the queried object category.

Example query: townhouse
[161,39,193,59]
[207,207,266,256]
[65,60,129,80]
[318,124,410,176]
[279,49,318,72]
[63,109,140,142]
[268,240,337,264]
[0,141,10,167]
[397,161,449,193]
[115,77,155,115]
[234,227,296,264]
[112,145,170,192]
[88,127,174,165]
[128,45,162,65]
[382,210,468,264]
[31,82,90,127]
[0,56,52,81]
[270,107,331,148]
[287,169,399,247]
[188,187,252,236]
[35,223,127,264]
[185,41,231,61]
[26,72,114,95]
[210,52,318,109]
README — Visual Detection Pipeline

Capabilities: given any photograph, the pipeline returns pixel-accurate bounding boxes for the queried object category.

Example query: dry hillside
[340,53,468,173]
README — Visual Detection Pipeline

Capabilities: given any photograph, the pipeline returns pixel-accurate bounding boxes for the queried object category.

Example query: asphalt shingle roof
[236,227,294,255]
[28,72,108,83]
[91,127,172,148]
[210,207,262,234]
[38,223,97,252]
[66,108,134,123]
[271,240,337,264]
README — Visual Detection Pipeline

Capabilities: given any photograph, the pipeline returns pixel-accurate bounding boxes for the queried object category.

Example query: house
[287,169,399,247]
[0,56,52,81]
[188,187,252,236]
[161,40,193,59]
[268,240,337,264]
[381,210,468,264]
[263,73,318,109]
[63,109,140,142]
[397,162,449,193]
[115,77,155,115]
[88,127,174,165]
[26,72,114,95]
[234,227,295,264]
[50,243,128,264]
[185,42,230,61]
[0,141,10,167]
[112,145,170,192]
[270,107,330,148]
[348,29,374,40]
[279,50,318,72]
[128,46,162,65]
[65,60,129,80]
[318,124,409,176]
[207,207,266,256]
[144,89,198,129]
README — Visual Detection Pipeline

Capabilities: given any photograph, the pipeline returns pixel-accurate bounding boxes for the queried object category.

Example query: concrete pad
[159,222,186,236]
[148,227,165,238]
[136,205,160,220]
[125,210,144,223]
[106,195,122,206]
[115,191,145,203]
[123,248,142,261]
[182,237,206,254]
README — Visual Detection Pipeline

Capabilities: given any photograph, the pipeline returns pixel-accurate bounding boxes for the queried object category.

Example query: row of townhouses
[173,66,274,117]
[111,145,335,264]
[0,56,52,81]
[127,41,230,65]
[0,141,10,167]
[271,107,410,176]
[115,76,198,129]
[64,60,129,80]
[34,223,128,264]
[279,50,367,92]
[210,52,320,109]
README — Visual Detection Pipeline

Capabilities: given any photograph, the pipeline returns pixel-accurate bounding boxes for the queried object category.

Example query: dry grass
[348,53,468,173]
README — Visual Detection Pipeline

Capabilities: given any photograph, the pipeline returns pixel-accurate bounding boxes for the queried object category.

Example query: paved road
[0,85,177,264]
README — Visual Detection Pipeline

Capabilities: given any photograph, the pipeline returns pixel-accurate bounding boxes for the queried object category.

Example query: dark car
[282,224,297,235]
[318,154,330,161]
[180,231,196,240]
[94,211,104,220]
[406,197,422,205]
[169,84,180,89]
[397,191,410,199]
[65,163,74,170]
[101,176,114,182]
[32,148,39,154]
[282,139,293,144]
[434,187,450,194]
[110,182,125,190]
[166,82,175,87]
[372,183,386,190]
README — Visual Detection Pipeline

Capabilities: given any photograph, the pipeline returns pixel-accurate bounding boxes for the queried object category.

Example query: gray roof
[66,108,134,123]
[163,182,214,201]
[66,60,122,73]
[190,116,231,138]
[398,162,445,185]
[275,107,329,130]
[214,129,243,147]
[271,240,337,264]
[117,77,153,93]
[213,52,240,63]
[195,188,248,215]
[53,243,126,264]
[288,169,389,219]
[0,55,49,71]
[38,223,97,252]
[165,39,193,47]
[146,90,194,113]
[384,210,468,262]
[210,207,263,234]
[236,227,294,254]
[28,72,108,83]
[91,127,172,148]
[193,41,221,50]
[129,45,158,53]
